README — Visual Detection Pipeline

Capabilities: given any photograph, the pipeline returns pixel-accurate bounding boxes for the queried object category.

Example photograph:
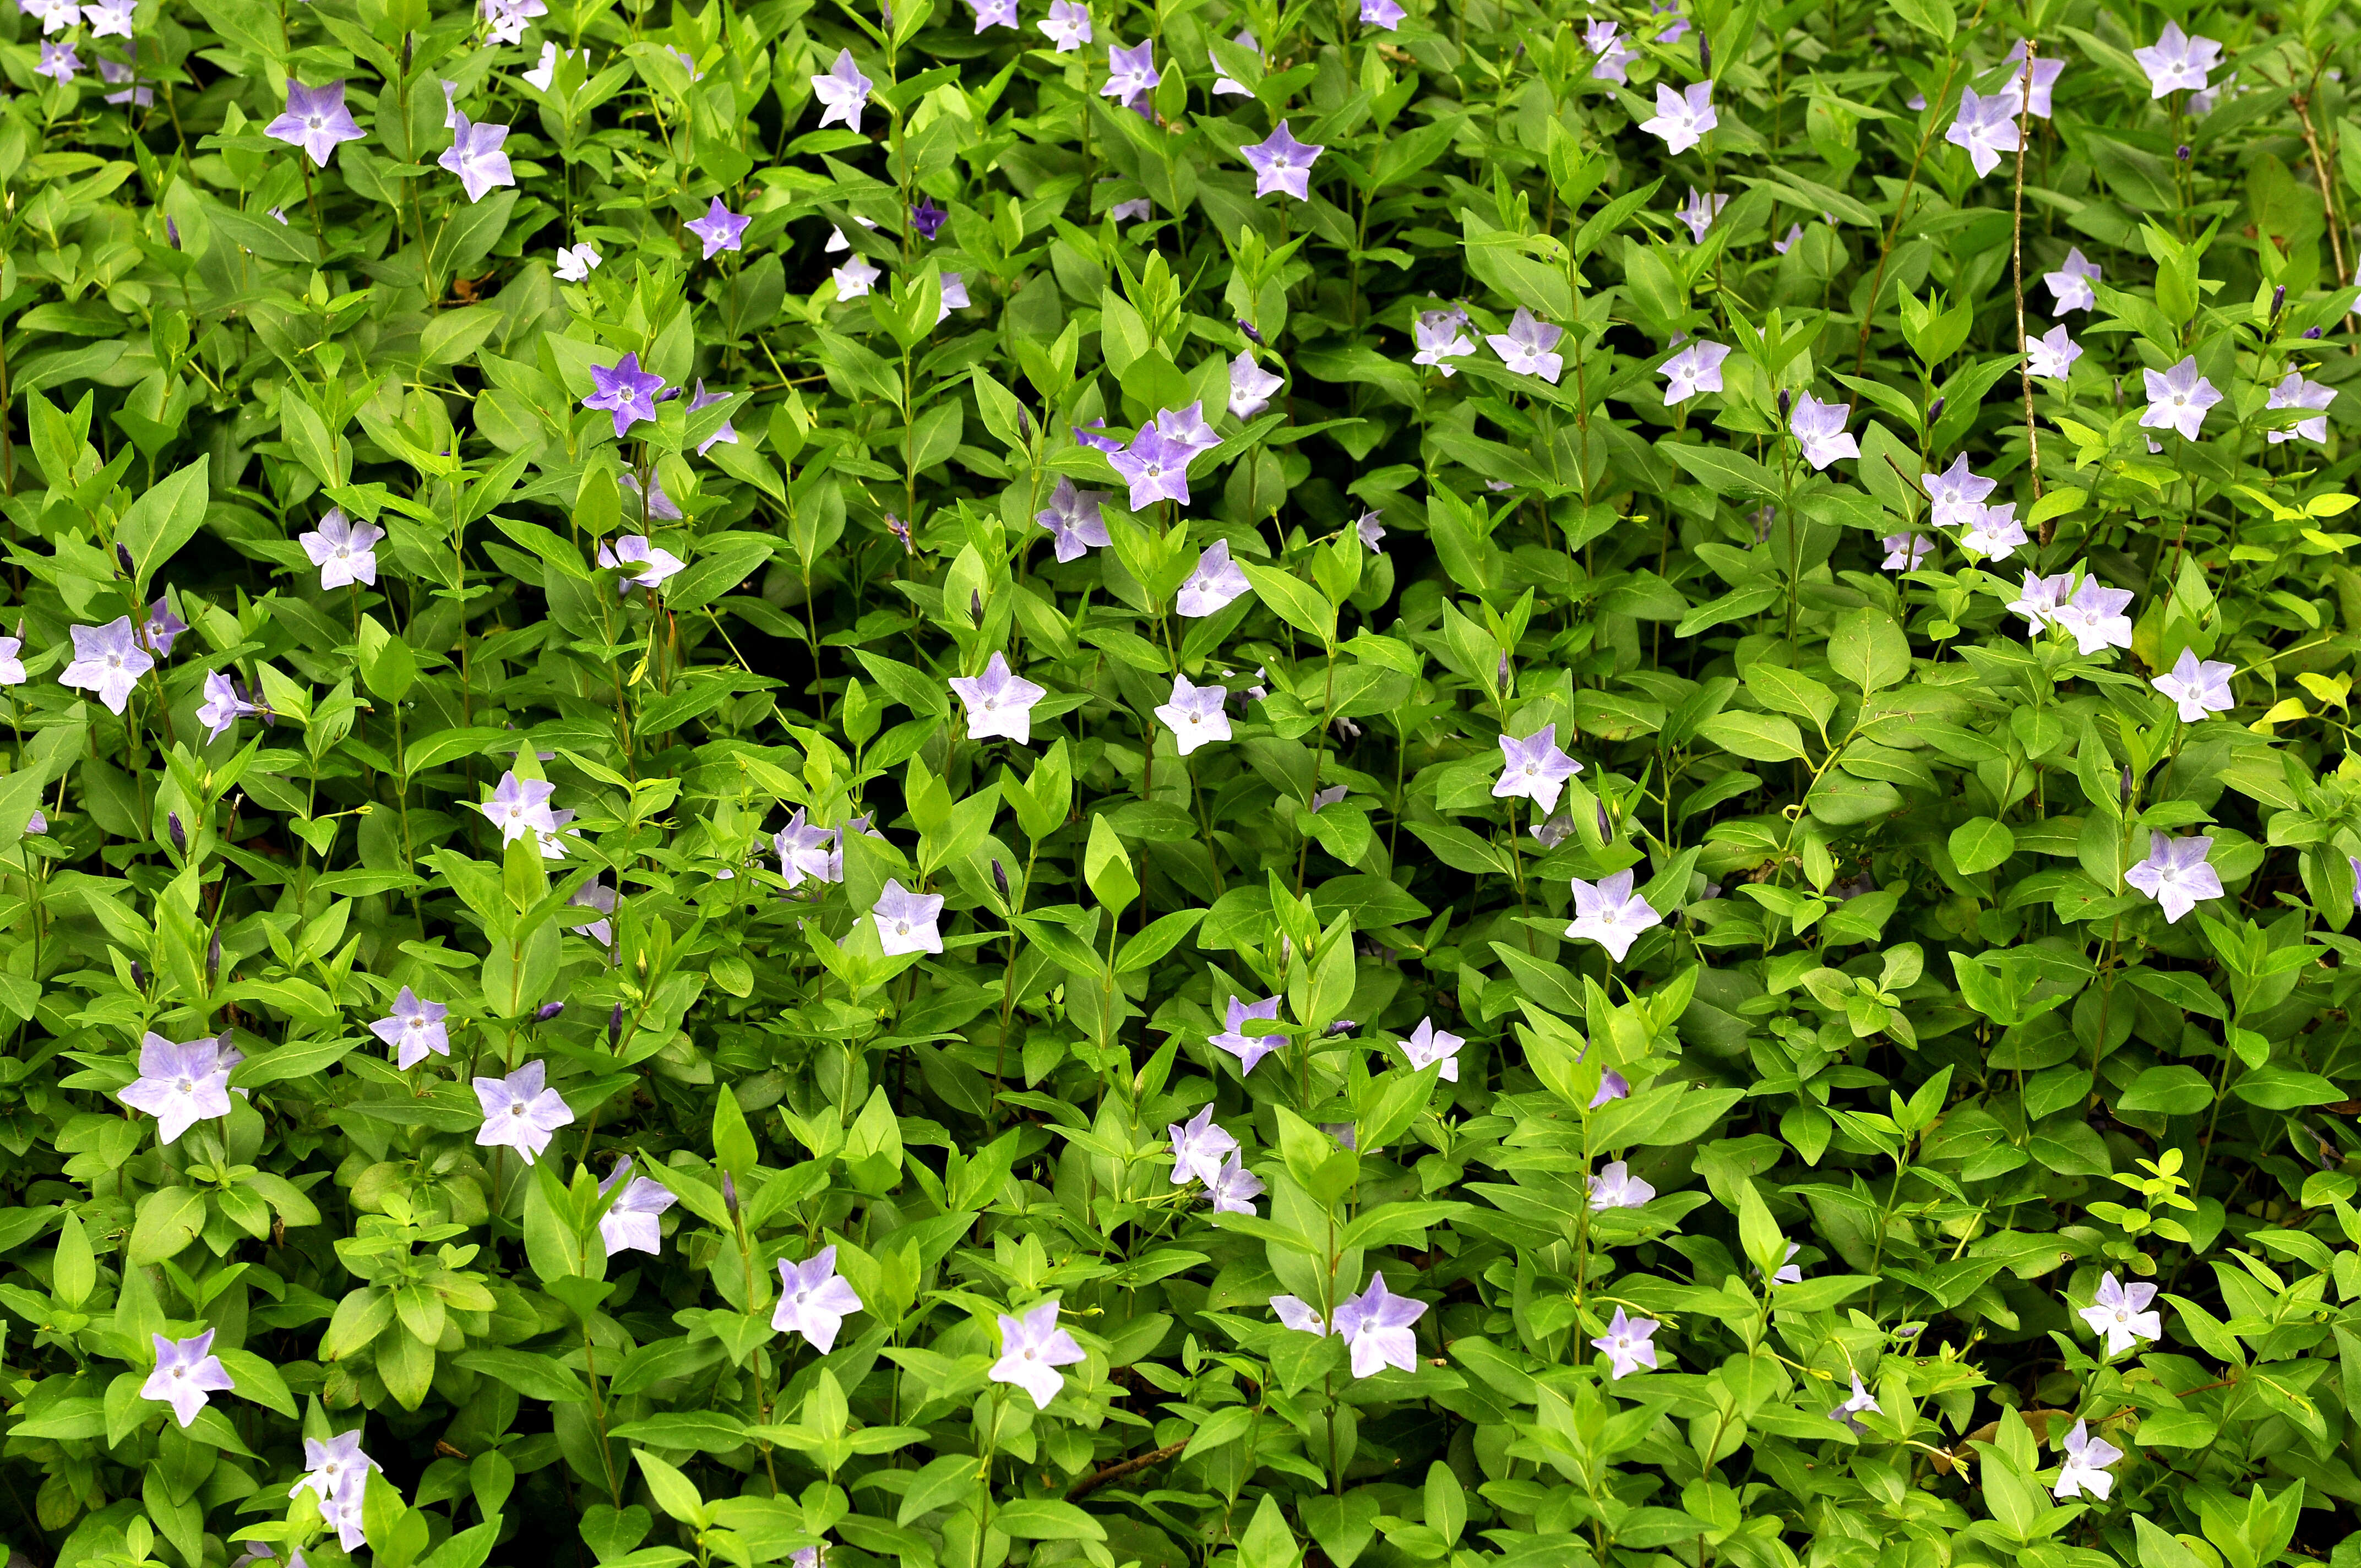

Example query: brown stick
[1066,1440,1188,1501]
[2012,43,2046,542]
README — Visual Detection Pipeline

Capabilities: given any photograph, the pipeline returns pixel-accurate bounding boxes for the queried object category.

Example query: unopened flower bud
[167,812,186,854]
[608,1001,624,1047]
[166,217,181,250]
[992,857,1011,903]
[722,1172,740,1218]
[116,543,135,576]
[130,960,147,989]
[1015,404,1031,440]
[2271,285,2287,321]
[206,928,221,987]
[1698,36,1711,73]
[1239,318,1264,345]
[1777,388,1792,420]
[970,590,983,623]
[401,31,412,72]
[1280,935,1293,966]
[1598,803,1613,838]
[2119,765,2135,804]
[2304,325,2324,339]
[2175,144,2191,161]
[1496,653,1511,690]
[1926,396,1944,423]
[1325,1019,1357,1036]
[535,1000,566,1022]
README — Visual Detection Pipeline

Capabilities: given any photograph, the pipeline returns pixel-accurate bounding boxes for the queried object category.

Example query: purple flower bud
[1597,803,1612,837]
[116,543,135,576]
[1280,935,1293,965]
[1325,1019,1357,1036]
[1015,404,1032,441]
[167,812,186,854]
[2304,325,2324,339]
[1777,388,1792,420]
[722,1171,740,1218]
[1698,36,1710,73]
[885,513,914,554]
[1926,396,1945,423]
[970,590,982,623]
[2272,285,2287,320]
[166,217,181,249]
[2120,765,2135,804]
[1239,318,1264,345]
[535,1000,567,1022]
[992,858,1011,903]
[401,31,412,71]
[1496,653,1511,689]
[206,928,221,987]
[2176,144,2191,161]
[129,960,147,990]
[608,1001,624,1047]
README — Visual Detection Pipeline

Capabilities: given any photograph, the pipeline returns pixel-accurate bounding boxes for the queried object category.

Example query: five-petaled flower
[585,353,668,438]
[2139,357,2222,440]
[1209,993,1286,1071]
[1591,1308,1660,1379]
[2125,832,2223,923]
[2134,21,2220,98]
[1157,673,1232,755]
[684,197,750,259]
[2266,372,2335,444]
[1493,725,1582,814]
[992,1300,1087,1408]
[1661,339,1731,404]
[1789,393,1859,469]
[439,114,516,203]
[1641,81,1717,153]
[2077,1271,2164,1356]
[1587,19,1638,83]
[2053,1420,2124,1500]
[2025,324,2082,380]
[1400,1017,1464,1081]
[1036,478,1112,563]
[2153,647,2235,722]
[62,617,155,714]
[144,1331,235,1428]
[1566,870,1662,962]
[872,879,946,956]
[473,1060,575,1164]
[371,987,450,1070]
[597,534,686,594]
[1333,1274,1427,1377]
[1228,351,1284,418]
[1243,121,1324,200]
[301,509,384,590]
[266,80,367,167]
[774,1248,864,1352]
[1168,1104,1238,1187]
[2044,247,2102,312]
[812,50,874,133]
[596,1157,679,1257]
[1588,1159,1655,1210]
[118,1032,236,1144]
[1487,308,1564,383]
[1829,1374,1879,1434]
[1945,87,2022,177]
[949,652,1047,745]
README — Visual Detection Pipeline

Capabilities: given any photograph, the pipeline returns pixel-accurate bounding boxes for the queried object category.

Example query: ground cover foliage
[4,0,2361,1562]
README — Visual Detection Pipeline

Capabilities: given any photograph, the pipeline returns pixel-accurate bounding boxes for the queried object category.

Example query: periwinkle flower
[1587,1159,1655,1210]
[290,1431,380,1506]
[1228,352,1285,419]
[1829,1374,1880,1434]
[833,255,882,300]
[2044,247,2102,313]
[1590,1069,1631,1107]
[1209,993,1286,1072]
[139,596,187,657]
[1587,20,1638,84]
[1590,1308,1660,1379]
[872,879,945,956]
[909,195,948,241]
[2004,40,2064,117]
[1959,502,2029,561]
[1493,725,1582,814]
[1788,393,1858,469]
[1211,29,1259,94]
[2267,372,2334,444]
[992,1300,1087,1409]
[143,1331,235,1428]
[2153,647,2235,722]
[300,509,384,590]
[596,1157,679,1257]
[118,1032,235,1144]
[481,0,546,44]
[1035,477,1111,563]
[1674,186,1728,242]
[584,353,667,438]
[812,50,874,134]
[480,772,559,843]
[687,380,739,456]
[1242,121,1324,201]
[2053,578,2134,656]
[472,1062,573,1163]
[1333,1275,1427,1377]
[1945,86,2022,177]
[1357,511,1386,551]
[1660,339,1731,404]
[1773,222,1803,254]
[523,40,584,91]
[1565,870,1662,962]
[1167,1104,1238,1186]
[36,41,79,81]
[1641,81,1716,153]
[967,0,1016,29]
[684,197,750,259]
[2053,1420,2124,1499]
[2077,1271,2163,1356]
[62,617,154,714]
[0,635,23,687]
[2025,325,2082,380]
[1400,1017,1464,1081]
[2007,570,2076,635]
[2139,357,2221,440]
[596,534,686,593]
[554,241,602,281]
[1110,422,1198,511]
[1487,308,1564,383]
[1038,0,1091,51]
[439,115,515,203]
[1880,533,1933,571]
[774,1247,864,1352]
[266,80,367,167]
[1358,0,1405,28]
[2135,21,2220,97]
[773,809,844,889]
[1156,673,1232,755]
[948,652,1047,745]
[2125,832,2223,923]
[82,0,132,33]
[1413,311,1476,374]
[369,987,450,1070]
[1102,40,1160,104]
[1207,1152,1264,1215]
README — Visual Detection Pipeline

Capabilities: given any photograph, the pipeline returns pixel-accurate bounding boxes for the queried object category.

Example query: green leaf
[116,458,210,594]
[1697,711,1809,763]
[1948,817,2016,875]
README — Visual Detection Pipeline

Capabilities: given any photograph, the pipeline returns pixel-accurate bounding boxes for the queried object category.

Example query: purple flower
[1494,725,1582,814]
[1242,121,1324,201]
[1157,673,1232,755]
[1789,393,1858,469]
[1661,339,1730,404]
[1357,511,1386,551]
[1229,351,1284,418]
[949,652,1047,745]
[1640,81,1716,153]
[1414,311,1475,374]
[1177,541,1250,617]
[2054,578,2134,656]
[910,195,948,241]
[197,672,257,742]
[684,197,750,259]
[1674,186,1728,242]
[300,508,384,589]
[812,49,873,133]
[291,1431,380,1506]
[1650,1,1688,41]
[139,596,188,657]
[934,271,970,325]
[143,1331,234,1428]
[1566,870,1662,962]
[1487,307,1564,383]
[35,40,78,81]
[1110,423,1198,511]
[480,772,559,843]
[473,1061,574,1164]
[1102,40,1159,104]
[584,352,667,438]
[596,1157,678,1258]
[1207,1152,1263,1215]
[2126,832,2222,923]
[1829,1374,1879,1434]
[774,808,844,888]
[118,1032,234,1144]
[872,879,944,956]
[1587,19,1638,83]
[774,1247,864,1351]
[2154,647,2235,722]
[62,617,154,714]
[266,80,367,168]
[2004,40,2064,117]
[596,534,685,592]
[1591,1070,1631,1107]
[1880,533,1933,571]
[1401,1017,1464,1082]
[993,1300,1087,1409]
[1773,222,1803,253]
[2267,372,2335,444]
[2135,21,2219,97]
[1210,993,1286,1072]
[1334,1275,1427,1378]
[2044,247,2101,313]
[967,0,1016,29]
[1073,417,1124,454]
[2140,357,2221,440]
[2026,324,2082,380]
[369,986,450,1070]
[2054,1420,2124,1500]
[482,0,546,44]
[1168,1104,1238,1186]
[554,241,601,281]
[1771,1242,1804,1284]
[1036,477,1111,563]
[2008,570,2076,634]
[1960,502,2029,561]
[439,114,515,203]
[524,40,583,91]
[1271,1295,1330,1335]
[1359,0,1405,27]
[2077,1271,2162,1355]
[1213,30,1258,95]
[1945,87,2021,177]
[0,636,24,686]
[1037,0,1091,52]
[833,255,881,300]
[82,0,133,35]
[1590,1308,1660,1379]
[688,380,739,456]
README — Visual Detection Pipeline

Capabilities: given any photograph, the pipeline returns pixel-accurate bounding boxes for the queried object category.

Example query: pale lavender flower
[2125,832,2222,923]
[2004,41,2064,117]
[596,535,685,592]
[2044,247,2101,313]
[1334,1275,1426,1377]
[812,50,873,133]
[1207,1152,1263,1215]
[290,1431,380,1505]
[1640,81,1716,153]
[523,40,581,91]
[949,652,1047,745]
[143,1331,234,1428]
[2026,324,2082,380]
[1271,1295,1330,1335]
[1924,454,1996,529]
[1310,785,1349,812]
[1771,1242,1804,1284]
[1359,0,1404,28]
[1209,993,1286,1072]
[300,509,384,590]
[2140,357,2221,440]
[1587,19,1638,83]
[2054,578,2134,656]
[833,255,881,300]
[1789,393,1858,469]
[1945,87,2021,177]
[35,41,78,81]
[1829,1374,1879,1433]
[1103,40,1159,104]
[872,879,945,956]
[774,809,844,888]
[1590,1307,1660,1379]
[98,55,151,105]
[0,636,23,685]
[441,80,463,129]
[688,380,739,456]
[473,1060,574,1164]
[1357,511,1386,551]
[1242,121,1323,201]
[1591,1069,1630,1107]
[28,0,75,33]
[1157,673,1232,755]
[773,1247,864,1352]
[1229,352,1284,419]
[2008,570,2076,634]
[478,771,559,844]
[369,987,450,1070]
[684,197,750,259]
[62,617,154,714]
[81,0,132,34]
[2135,21,2219,97]
[1566,870,1662,962]
[992,1300,1086,1408]
[1588,1158,1654,1210]
[931,270,971,326]
[1110,423,1196,511]
[1674,186,1728,242]
[967,0,1016,29]
[197,672,257,741]
[1773,222,1804,254]
[1488,307,1564,383]
[596,1157,678,1257]
[1035,478,1111,563]
[2077,1271,2163,1355]
[1212,29,1258,94]
[439,114,514,202]
[1650,0,1688,41]
[118,1032,233,1144]
[584,352,667,438]
[554,241,601,281]
[1168,1104,1238,1186]
[1959,502,2029,560]
[2154,648,2235,722]
[482,0,545,44]
[2267,372,2334,444]
[620,469,682,520]
[1661,340,1730,404]
[1413,311,1476,374]
[2054,1420,2124,1499]
[139,596,187,657]
[1038,0,1091,51]
[1401,1017,1464,1082]
[266,80,367,168]
[1156,402,1222,454]
[235,1542,312,1568]
[908,196,948,242]
[1494,725,1582,814]
[1881,533,1933,570]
